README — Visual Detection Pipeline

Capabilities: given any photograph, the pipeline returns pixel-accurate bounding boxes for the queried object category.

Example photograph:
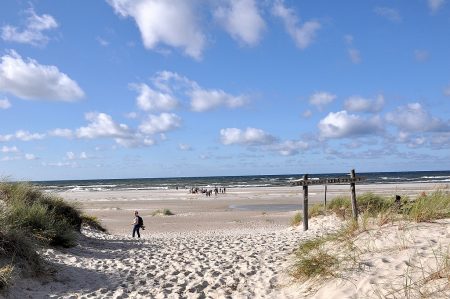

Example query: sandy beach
[5,183,449,298]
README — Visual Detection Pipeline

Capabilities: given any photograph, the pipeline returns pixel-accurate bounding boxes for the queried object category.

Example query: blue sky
[0,0,449,181]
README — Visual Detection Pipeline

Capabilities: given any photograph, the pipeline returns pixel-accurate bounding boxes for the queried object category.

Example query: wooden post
[303,174,308,231]
[350,169,358,220]
[324,184,327,210]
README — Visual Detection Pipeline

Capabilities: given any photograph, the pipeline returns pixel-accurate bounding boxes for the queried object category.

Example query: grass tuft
[151,208,174,216]
[81,214,108,232]
[403,190,450,222]
[290,211,302,226]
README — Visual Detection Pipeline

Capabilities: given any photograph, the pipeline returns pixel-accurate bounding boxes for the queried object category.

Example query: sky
[0,0,449,181]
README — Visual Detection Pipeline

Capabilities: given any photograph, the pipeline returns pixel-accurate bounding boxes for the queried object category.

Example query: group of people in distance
[189,186,226,196]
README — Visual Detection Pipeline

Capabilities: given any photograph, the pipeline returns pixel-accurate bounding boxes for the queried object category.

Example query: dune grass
[292,189,450,284]
[81,214,108,232]
[151,208,174,216]
[403,190,450,222]
[290,211,302,226]
[0,181,107,290]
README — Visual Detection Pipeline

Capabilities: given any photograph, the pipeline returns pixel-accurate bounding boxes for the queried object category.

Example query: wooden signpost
[291,169,365,231]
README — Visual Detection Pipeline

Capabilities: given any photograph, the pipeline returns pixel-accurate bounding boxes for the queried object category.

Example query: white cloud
[344,95,384,113]
[0,134,13,142]
[115,136,155,148]
[97,37,110,47]
[414,49,429,62]
[66,151,76,160]
[25,153,38,160]
[0,50,84,101]
[374,7,402,22]
[133,83,178,112]
[318,111,383,139]
[272,0,320,49]
[386,103,448,132]
[76,112,131,139]
[15,130,45,141]
[220,127,276,145]
[0,98,11,109]
[1,8,58,46]
[49,128,73,138]
[215,0,266,46]
[190,88,247,112]
[178,143,192,151]
[309,92,336,110]
[107,0,206,59]
[1,146,19,153]
[428,0,446,13]
[149,70,249,112]
[80,152,88,159]
[275,140,308,156]
[139,113,181,134]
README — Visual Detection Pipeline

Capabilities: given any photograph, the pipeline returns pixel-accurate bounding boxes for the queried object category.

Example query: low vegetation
[290,211,302,226]
[151,208,174,216]
[292,189,450,285]
[0,181,107,291]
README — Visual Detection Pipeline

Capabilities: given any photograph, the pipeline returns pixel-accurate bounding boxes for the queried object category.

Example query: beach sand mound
[5,216,342,298]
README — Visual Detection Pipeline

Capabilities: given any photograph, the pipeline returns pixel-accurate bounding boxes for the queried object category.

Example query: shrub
[290,211,302,226]
[0,265,13,290]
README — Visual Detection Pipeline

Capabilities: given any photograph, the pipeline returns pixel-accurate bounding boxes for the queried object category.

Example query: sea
[32,170,450,193]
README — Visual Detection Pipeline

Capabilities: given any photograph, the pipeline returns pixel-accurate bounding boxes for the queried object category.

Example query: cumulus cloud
[272,0,320,49]
[1,146,19,153]
[139,113,181,135]
[133,83,178,112]
[76,112,131,139]
[190,88,247,112]
[178,143,192,151]
[220,127,276,145]
[309,92,336,110]
[15,130,45,141]
[115,136,155,148]
[386,103,449,132]
[318,111,383,139]
[344,95,384,113]
[0,50,84,101]
[49,128,73,138]
[215,0,266,46]
[25,153,38,160]
[0,134,13,142]
[1,8,58,46]
[275,140,308,156]
[0,98,11,109]
[428,0,446,13]
[148,70,249,112]
[374,7,402,22]
[107,0,206,59]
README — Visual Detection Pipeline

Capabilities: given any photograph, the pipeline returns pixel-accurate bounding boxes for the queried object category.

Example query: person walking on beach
[132,210,144,238]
